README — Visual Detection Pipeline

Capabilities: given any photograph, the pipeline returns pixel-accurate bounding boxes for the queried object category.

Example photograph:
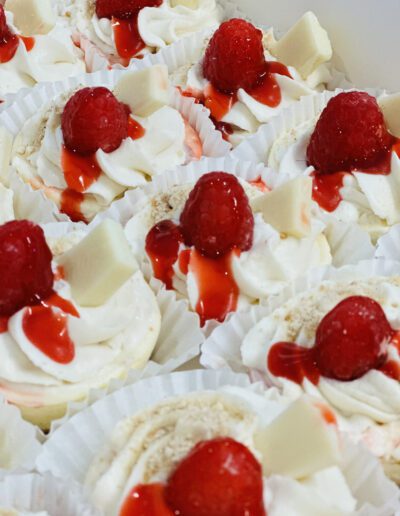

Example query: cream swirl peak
[0,219,160,429]
[11,67,206,222]
[62,0,221,67]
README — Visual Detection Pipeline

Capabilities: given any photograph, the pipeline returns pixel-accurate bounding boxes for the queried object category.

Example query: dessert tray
[0,0,399,514]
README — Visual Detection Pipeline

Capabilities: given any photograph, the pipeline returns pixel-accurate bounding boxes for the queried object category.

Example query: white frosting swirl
[85,388,363,516]
[64,0,221,62]
[124,181,332,320]
[241,277,400,424]
[12,90,195,221]
[0,11,85,96]
[0,229,161,409]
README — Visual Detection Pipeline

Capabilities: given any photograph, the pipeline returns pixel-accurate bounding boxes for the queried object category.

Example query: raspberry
[61,87,128,155]
[165,437,265,516]
[180,172,254,258]
[95,0,162,19]
[0,5,14,44]
[314,296,392,381]
[0,221,54,317]
[307,92,394,174]
[203,19,266,93]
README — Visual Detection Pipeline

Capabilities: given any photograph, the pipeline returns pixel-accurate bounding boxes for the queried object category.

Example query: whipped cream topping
[0,229,161,409]
[269,113,400,243]
[12,89,198,222]
[85,388,367,516]
[0,511,49,516]
[171,27,335,147]
[63,0,221,64]
[0,11,85,97]
[124,181,332,323]
[241,276,400,426]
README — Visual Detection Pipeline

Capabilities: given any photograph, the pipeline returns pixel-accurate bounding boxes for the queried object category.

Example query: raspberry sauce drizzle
[128,117,145,140]
[20,36,35,51]
[22,293,79,364]
[120,483,173,516]
[112,16,145,64]
[61,145,102,193]
[246,62,292,109]
[204,83,237,122]
[60,189,86,223]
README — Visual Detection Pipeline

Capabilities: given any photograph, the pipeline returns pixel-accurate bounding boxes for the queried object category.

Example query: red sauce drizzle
[60,188,86,223]
[246,65,290,108]
[268,342,320,385]
[61,145,102,193]
[0,33,19,63]
[204,83,237,122]
[268,61,292,78]
[22,293,79,364]
[189,248,239,326]
[20,35,35,52]
[212,119,234,142]
[379,360,400,381]
[54,266,65,282]
[311,170,348,212]
[120,483,173,516]
[391,331,400,352]
[178,249,191,275]
[314,402,337,425]
[0,316,9,334]
[112,15,145,64]
[128,117,146,140]
[249,176,268,192]
[145,221,183,290]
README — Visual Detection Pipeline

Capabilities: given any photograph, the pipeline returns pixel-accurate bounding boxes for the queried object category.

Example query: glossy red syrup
[391,331,400,352]
[112,16,145,64]
[212,119,234,142]
[379,360,400,381]
[314,402,337,425]
[128,117,145,140]
[61,145,102,193]
[311,170,348,212]
[249,176,268,192]
[189,248,239,326]
[178,249,191,275]
[0,33,19,63]
[0,316,9,334]
[20,36,35,51]
[204,83,237,122]
[245,61,292,109]
[145,221,183,290]
[22,293,79,364]
[268,342,320,385]
[54,266,65,282]
[120,483,173,516]
[60,188,86,223]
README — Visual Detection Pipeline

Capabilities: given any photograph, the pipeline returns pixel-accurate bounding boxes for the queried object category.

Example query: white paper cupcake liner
[36,370,400,516]
[0,67,229,223]
[231,87,385,165]
[0,395,42,478]
[0,472,100,515]
[201,258,400,372]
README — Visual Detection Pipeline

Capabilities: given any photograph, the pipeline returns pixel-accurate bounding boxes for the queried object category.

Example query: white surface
[237,0,400,91]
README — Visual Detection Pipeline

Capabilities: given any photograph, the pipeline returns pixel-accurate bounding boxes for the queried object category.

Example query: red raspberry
[307,92,394,174]
[180,172,254,258]
[165,437,265,516]
[95,0,162,19]
[0,5,13,43]
[61,87,128,155]
[0,221,54,317]
[314,296,392,381]
[203,19,266,93]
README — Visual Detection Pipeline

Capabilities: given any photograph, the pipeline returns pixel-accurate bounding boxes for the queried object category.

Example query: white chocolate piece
[255,397,341,479]
[114,65,170,118]
[315,234,332,264]
[0,127,13,185]
[274,12,332,79]
[170,0,199,8]
[58,219,138,307]
[5,0,56,36]
[379,93,400,138]
[251,176,312,238]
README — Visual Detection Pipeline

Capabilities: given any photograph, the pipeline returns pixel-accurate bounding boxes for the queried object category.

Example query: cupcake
[123,158,373,326]
[163,13,342,146]
[61,0,222,68]
[37,372,400,515]
[9,65,227,222]
[202,260,400,479]
[0,1,85,99]
[0,218,161,429]
[234,89,400,244]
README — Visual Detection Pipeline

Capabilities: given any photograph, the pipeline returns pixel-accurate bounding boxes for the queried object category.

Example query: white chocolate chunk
[379,93,400,137]
[114,65,170,118]
[170,0,199,8]
[255,397,341,479]
[58,219,138,307]
[0,127,13,185]
[5,0,56,36]
[251,176,312,238]
[274,12,332,79]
